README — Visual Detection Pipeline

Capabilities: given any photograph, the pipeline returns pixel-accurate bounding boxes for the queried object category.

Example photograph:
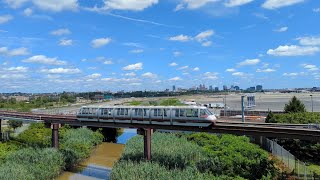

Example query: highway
[0,110,319,141]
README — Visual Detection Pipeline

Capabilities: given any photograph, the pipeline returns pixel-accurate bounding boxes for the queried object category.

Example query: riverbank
[58,143,124,180]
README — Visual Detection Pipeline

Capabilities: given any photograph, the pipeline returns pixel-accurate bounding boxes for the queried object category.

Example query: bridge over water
[0,110,319,160]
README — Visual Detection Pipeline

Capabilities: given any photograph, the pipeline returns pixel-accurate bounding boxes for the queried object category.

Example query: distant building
[94,94,104,101]
[256,85,263,91]
[209,85,213,91]
[172,85,176,92]
[8,96,29,102]
[223,85,228,91]
[247,87,256,91]
[234,86,240,91]
[215,87,219,91]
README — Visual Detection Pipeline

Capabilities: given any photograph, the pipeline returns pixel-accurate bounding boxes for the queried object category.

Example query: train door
[114,108,131,123]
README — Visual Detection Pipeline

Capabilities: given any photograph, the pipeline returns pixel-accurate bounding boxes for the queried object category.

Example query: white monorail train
[77,106,217,127]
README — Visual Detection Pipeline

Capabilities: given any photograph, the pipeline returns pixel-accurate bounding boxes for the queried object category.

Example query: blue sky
[0,0,320,93]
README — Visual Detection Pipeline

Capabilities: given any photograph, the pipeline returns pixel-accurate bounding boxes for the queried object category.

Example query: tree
[8,120,23,130]
[284,96,306,113]
[265,111,275,123]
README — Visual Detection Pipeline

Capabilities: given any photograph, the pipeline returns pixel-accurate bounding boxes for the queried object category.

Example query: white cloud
[225,0,254,7]
[195,30,214,42]
[179,0,219,9]
[256,68,276,72]
[201,41,212,47]
[174,3,185,11]
[51,28,71,36]
[59,39,73,46]
[204,72,219,79]
[193,67,200,71]
[169,76,182,81]
[297,36,320,46]
[91,38,112,48]
[3,0,28,8]
[142,72,157,78]
[86,73,101,78]
[238,58,260,66]
[313,8,320,13]
[302,64,319,71]
[174,51,182,57]
[40,68,80,74]
[130,49,144,53]
[23,55,67,65]
[232,72,248,77]
[178,66,189,70]
[226,68,236,72]
[0,47,29,56]
[124,72,136,76]
[169,34,191,42]
[0,74,26,79]
[267,45,319,56]
[103,0,158,11]
[0,15,13,24]
[4,66,28,72]
[169,62,178,66]
[274,26,288,32]
[283,72,298,77]
[104,60,113,65]
[23,8,33,16]
[33,0,78,11]
[122,62,143,71]
[262,0,304,9]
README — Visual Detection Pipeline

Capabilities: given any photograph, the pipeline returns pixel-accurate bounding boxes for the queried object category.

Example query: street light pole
[310,95,313,112]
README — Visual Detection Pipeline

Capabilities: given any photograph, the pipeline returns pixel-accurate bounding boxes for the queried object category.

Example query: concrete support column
[51,123,60,149]
[144,128,152,160]
[254,136,264,147]
[0,119,2,142]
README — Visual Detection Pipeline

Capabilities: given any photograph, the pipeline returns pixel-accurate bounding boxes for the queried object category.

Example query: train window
[175,109,179,117]
[124,108,129,115]
[163,109,168,117]
[134,109,143,116]
[153,109,163,116]
[179,109,185,117]
[200,109,208,118]
[186,109,198,117]
[144,109,148,116]
[82,108,89,114]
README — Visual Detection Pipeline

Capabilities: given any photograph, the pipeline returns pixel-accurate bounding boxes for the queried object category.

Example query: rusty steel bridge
[0,110,319,160]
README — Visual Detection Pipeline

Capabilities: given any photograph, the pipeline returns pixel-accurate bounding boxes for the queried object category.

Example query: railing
[259,137,319,179]
[1,131,10,141]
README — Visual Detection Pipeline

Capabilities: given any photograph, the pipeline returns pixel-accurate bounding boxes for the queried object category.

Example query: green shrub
[159,98,185,106]
[60,128,103,169]
[0,142,19,161]
[0,148,65,180]
[121,132,203,169]
[111,160,244,180]
[185,133,277,179]
[14,123,51,147]
[266,112,320,124]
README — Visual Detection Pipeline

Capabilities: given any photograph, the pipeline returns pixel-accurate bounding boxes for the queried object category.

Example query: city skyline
[0,0,320,93]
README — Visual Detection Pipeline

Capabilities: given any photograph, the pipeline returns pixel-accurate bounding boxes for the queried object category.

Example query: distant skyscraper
[256,85,263,91]
[234,86,240,91]
[172,85,176,92]
[209,85,213,91]
[215,87,219,91]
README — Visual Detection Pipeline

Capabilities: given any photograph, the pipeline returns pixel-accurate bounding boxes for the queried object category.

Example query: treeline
[0,93,76,112]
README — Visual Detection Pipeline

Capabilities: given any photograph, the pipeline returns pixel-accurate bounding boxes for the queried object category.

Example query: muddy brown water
[57,129,137,180]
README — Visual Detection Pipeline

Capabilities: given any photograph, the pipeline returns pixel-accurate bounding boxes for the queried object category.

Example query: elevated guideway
[0,110,319,141]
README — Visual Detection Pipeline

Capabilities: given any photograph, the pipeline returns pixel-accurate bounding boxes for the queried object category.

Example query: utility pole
[310,95,314,112]
[241,95,245,122]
